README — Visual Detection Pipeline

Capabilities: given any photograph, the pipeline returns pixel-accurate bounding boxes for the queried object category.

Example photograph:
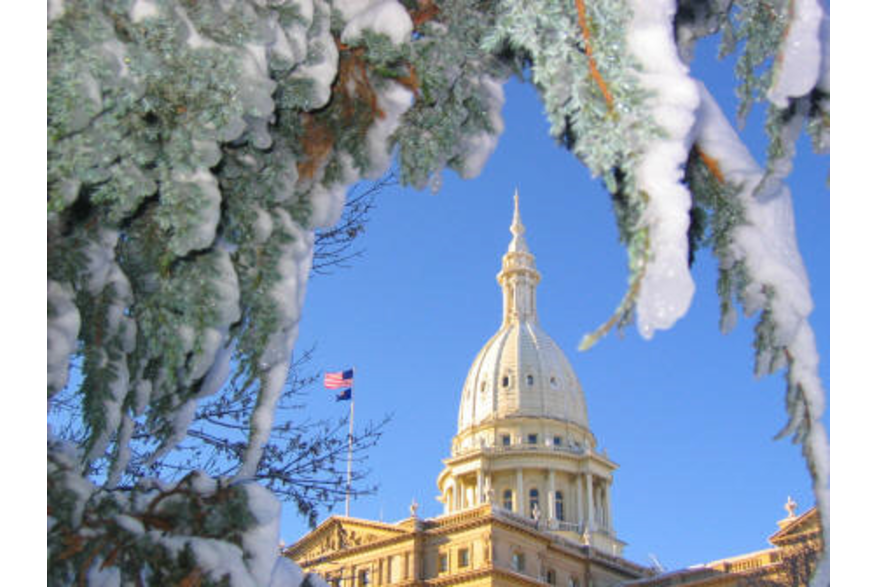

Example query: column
[576,474,584,530]
[516,468,524,515]
[477,470,484,504]
[585,472,594,530]
[605,479,613,532]
[547,469,556,521]
[404,553,410,581]
[454,477,462,510]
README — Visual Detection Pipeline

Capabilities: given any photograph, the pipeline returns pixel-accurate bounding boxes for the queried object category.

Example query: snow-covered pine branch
[48,1,828,584]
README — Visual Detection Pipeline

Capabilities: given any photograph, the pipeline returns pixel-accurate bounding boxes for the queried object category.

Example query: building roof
[287,505,651,580]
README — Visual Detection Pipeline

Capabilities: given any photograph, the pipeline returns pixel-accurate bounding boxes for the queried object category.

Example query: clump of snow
[817,8,829,92]
[290,0,338,110]
[48,0,66,22]
[170,168,222,256]
[268,0,315,71]
[47,280,81,394]
[457,76,506,179]
[365,82,415,178]
[766,0,824,108]
[626,0,700,338]
[340,0,413,46]
[694,87,813,333]
[271,557,306,587]
[129,0,160,23]
[175,5,217,50]
[241,483,284,585]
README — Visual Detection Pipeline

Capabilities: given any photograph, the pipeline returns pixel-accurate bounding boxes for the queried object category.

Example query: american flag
[323,369,354,389]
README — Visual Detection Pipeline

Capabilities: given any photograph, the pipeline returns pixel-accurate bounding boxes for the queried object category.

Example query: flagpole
[345,367,355,517]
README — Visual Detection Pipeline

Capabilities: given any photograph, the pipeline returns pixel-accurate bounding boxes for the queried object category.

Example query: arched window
[554,491,564,521]
[529,488,540,517]
[503,489,513,510]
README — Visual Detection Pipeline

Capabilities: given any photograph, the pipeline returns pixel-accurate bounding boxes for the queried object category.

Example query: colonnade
[445,466,613,534]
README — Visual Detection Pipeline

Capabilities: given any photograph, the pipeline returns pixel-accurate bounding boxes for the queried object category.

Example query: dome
[457,320,589,431]
[456,191,590,433]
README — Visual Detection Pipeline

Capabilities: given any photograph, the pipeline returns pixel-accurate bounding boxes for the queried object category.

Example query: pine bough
[47,0,829,584]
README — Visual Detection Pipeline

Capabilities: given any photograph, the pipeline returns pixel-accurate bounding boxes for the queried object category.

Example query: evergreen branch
[574,0,615,116]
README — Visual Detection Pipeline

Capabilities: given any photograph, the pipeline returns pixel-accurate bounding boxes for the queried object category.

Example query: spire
[498,189,541,325]
[509,188,529,253]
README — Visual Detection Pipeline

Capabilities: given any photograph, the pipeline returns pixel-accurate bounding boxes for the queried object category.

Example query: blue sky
[279,50,830,571]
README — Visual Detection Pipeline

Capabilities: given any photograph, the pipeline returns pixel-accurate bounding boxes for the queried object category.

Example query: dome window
[549,376,558,388]
[503,489,513,510]
[480,380,487,393]
[526,374,534,385]
[502,375,510,387]
[529,489,540,517]
[527,433,538,445]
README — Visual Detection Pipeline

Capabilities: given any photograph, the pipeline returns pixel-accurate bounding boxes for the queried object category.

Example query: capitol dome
[457,192,589,433]
[437,192,621,553]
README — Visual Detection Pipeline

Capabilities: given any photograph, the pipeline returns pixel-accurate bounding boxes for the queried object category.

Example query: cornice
[428,565,544,587]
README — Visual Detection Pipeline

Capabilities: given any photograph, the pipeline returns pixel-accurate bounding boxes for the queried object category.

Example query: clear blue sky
[279,47,830,571]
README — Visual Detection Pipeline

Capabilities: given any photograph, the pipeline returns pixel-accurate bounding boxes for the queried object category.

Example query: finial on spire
[511,188,525,238]
[508,188,530,254]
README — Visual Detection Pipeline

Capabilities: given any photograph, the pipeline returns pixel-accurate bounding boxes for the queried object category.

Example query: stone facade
[285,505,650,587]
